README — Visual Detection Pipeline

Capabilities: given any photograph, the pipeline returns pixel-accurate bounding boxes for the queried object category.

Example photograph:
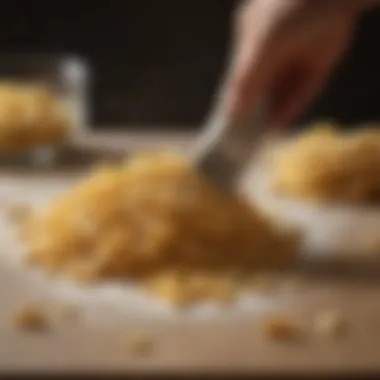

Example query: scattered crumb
[7,204,32,224]
[263,315,300,341]
[128,331,155,356]
[143,272,188,306]
[13,304,49,331]
[315,310,347,338]
[144,271,239,306]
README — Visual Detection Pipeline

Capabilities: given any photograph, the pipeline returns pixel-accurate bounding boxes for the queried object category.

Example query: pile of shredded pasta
[271,122,380,204]
[22,153,298,305]
[0,82,71,153]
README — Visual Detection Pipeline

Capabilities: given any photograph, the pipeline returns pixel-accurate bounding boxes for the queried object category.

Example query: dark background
[0,0,379,128]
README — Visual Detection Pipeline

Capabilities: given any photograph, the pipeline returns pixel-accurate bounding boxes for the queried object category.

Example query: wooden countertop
[1,130,380,374]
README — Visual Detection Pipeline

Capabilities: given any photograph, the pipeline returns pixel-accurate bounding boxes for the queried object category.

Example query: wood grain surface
[0,130,379,374]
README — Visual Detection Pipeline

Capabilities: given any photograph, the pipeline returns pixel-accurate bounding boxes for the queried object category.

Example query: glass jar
[0,53,90,165]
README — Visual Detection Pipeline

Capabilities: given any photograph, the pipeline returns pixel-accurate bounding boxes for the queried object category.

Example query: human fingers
[269,62,327,127]
[270,16,355,127]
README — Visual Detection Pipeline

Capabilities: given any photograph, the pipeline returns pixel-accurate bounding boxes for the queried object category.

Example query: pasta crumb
[13,305,49,331]
[315,310,347,338]
[263,315,300,341]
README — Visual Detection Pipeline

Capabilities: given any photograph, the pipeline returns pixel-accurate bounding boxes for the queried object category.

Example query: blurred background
[2,0,379,129]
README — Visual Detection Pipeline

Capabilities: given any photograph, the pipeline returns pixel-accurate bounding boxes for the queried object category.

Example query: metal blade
[192,96,267,192]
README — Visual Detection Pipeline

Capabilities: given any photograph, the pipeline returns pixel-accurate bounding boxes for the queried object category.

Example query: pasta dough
[271,122,380,203]
[0,82,71,153]
[22,153,298,304]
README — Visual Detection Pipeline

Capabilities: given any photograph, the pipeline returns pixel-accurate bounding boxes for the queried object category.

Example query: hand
[224,0,360,127]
